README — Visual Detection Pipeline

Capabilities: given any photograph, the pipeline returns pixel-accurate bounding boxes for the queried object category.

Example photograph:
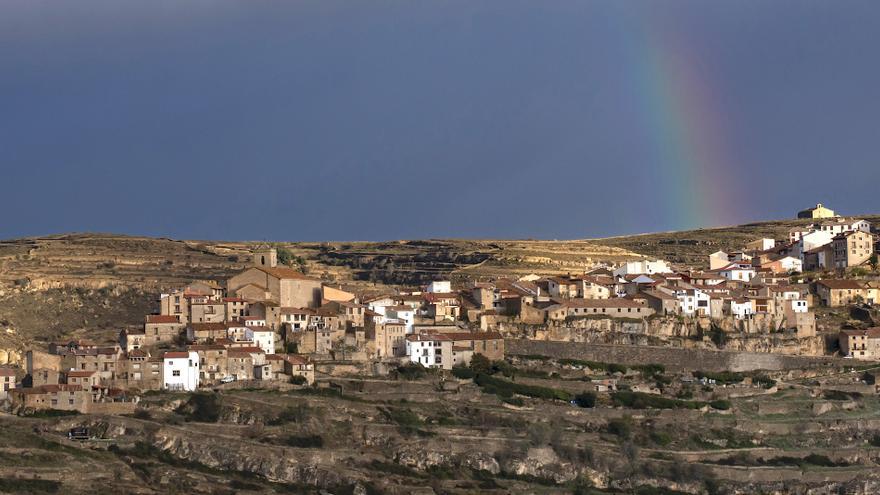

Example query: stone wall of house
[504,339,845,373]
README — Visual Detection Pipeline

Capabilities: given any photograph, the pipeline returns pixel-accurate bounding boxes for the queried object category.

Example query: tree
[870,253,878,272]
[469,354,492,376]
[276,247,295,266]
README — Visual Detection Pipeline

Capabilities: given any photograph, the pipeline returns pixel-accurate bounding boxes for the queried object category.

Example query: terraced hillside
[5,353,880,494]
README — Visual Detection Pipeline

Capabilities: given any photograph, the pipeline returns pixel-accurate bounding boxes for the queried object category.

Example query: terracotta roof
[0,367,16,377]
[127,349,148,358]
[146,315,180,324]
[254,266,319,281]
[283,354,310,365]
[841,327,880,338]
[223,297,246,303]
[163,351,191,359]
[817,279,866,290]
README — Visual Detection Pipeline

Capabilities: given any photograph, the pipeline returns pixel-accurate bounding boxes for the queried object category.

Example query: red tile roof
[0,367,16,377]
[163,351,191,359]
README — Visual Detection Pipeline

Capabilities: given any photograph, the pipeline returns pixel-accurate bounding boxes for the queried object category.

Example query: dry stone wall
[506,339,845,372]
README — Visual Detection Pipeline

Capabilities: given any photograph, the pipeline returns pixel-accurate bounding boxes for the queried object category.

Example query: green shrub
[607,417,633,440]
[0,478,61,494]
[823,389,862,401]
[611,391,705,410]
[268,405,311,425]
[650,430,673,446]
[503,397,525,407]
[284,434,324,448]
[452,366,475,379]
[474,374,571,402]
[288,375,308,385]
[709,400,731,411]
[693,371,744,385]
[573,392,596,408]
[175,392,222,422]
[395,362,428,380]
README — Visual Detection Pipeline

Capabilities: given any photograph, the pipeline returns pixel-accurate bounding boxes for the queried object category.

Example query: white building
[163,351,200,391]
[246,326,275,354]
[676,288,711,316]
[729,299,754,319]
[405,334,451,369]
[613,260,673,277]
[818,218,871,236]
[797,231,834,259]
[386,305,416,333]
[717,263,756,282]
[426,281,452,293]
[775,256,803,273]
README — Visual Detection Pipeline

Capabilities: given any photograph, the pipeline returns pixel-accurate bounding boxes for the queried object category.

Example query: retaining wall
[506,339,845,372]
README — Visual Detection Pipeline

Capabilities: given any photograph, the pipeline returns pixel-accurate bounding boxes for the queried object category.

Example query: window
[172,370,180,377]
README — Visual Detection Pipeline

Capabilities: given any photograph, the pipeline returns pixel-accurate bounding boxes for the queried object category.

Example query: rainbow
[618,7,738,231]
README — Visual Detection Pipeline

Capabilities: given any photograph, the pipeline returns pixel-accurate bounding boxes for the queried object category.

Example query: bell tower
[253,245,277,268]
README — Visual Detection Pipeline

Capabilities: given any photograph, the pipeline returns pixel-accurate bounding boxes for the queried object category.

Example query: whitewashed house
[717,263,756,282]
[246,326,275,354]
[405,334,452,369]
[676,288,711,316]
[729,298,754,320]
[386,305,416,333]
[163,351,200,391]
[426,281,452,293]
[613,260,673,277]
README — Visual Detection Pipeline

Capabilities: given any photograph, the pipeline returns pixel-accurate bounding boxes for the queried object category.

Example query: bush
[823,389,862,401]
[693,371,744,385]
[396,362,428,381]
[289,375,308,385]
[611,391,705,410]
[132,408,152,420]
[607,417,633,440]
[502,397,525,407]
[451,366,475,379]
[650,430,673,446]
[709,399,732,411]
[474,374,571,402]
[268,405,311,425]
[285,342,299,354]
[175,392,222,422]
[284,434,324,448]
[0,479,61,494]
[573,392,596,408]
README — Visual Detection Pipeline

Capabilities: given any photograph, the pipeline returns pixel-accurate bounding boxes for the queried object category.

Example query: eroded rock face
[151,428,349,487]
[499,447,577,484]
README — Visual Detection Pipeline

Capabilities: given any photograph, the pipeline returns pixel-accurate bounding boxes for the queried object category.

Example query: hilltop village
[1,204,879,415]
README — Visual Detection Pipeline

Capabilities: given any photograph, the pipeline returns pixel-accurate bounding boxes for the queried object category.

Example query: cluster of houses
[2,205,879,411]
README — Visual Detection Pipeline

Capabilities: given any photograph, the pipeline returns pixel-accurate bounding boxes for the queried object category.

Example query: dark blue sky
[2,1,878,241]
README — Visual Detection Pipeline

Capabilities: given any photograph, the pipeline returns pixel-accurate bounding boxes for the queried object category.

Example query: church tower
[253,245,277,268]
